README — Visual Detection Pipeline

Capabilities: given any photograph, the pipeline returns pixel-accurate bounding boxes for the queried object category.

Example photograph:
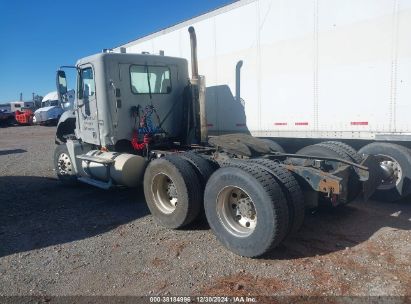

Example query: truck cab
[57,52,189,150]
[33,91,74,125]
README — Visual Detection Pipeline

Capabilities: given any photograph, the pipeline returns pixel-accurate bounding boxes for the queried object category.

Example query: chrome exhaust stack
[188,26,199,79]
[188,26,207,144]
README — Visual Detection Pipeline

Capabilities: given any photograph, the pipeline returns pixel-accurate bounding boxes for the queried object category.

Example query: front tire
[54,144,77,185]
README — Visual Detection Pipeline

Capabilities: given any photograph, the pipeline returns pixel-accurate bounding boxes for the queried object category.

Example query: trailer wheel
[260,139,285,153]
[321,141,362,163]
[359,143,411,202]
[296,144,361,203]
[247,159,305,234]
[143,155,202,228]
[204,162,289,257]
[53,144,77,185]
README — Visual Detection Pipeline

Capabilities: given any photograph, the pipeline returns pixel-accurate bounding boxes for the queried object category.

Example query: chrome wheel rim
[57,153,73,175]
[151,173,178,214]
[216,186,257,237]
[377,154,403,190]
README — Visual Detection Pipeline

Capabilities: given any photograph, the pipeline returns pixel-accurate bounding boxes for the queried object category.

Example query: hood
[34,106,58,113]
[42,92,58,102]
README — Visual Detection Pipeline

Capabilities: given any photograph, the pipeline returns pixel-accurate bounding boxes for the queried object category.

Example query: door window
[78,67,95,99]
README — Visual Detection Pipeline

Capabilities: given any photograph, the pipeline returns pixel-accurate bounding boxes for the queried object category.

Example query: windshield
[42,100,59,107]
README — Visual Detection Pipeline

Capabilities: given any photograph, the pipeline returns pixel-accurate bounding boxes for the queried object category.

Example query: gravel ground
[0,126,410,297]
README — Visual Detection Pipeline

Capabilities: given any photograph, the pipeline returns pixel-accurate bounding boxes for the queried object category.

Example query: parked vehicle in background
[0,108,15,127]
[1,101,34,126]
[14,107,34,125]
[33,90,74,125]
[10,101,35,113]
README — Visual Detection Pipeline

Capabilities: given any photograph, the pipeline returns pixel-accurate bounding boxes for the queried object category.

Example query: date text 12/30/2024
[150,296,257,303]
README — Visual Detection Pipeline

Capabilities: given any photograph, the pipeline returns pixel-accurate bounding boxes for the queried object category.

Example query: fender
[56,110,76,144]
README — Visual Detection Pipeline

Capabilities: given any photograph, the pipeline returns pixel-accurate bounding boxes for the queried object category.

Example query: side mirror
[56,70,68,97]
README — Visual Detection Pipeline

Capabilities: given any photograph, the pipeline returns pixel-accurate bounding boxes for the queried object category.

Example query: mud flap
[356,155,383,200]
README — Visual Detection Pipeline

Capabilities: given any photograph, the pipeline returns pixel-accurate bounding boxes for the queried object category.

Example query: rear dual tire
[260,139,285,153]
[143,153,217,229]
[247,158,305,234]
[145,156,294,257]
[204,161,289,257]
[321,141,363,164]
[179,151,217,187]
[143,155,203,229]
[296,142,362,203]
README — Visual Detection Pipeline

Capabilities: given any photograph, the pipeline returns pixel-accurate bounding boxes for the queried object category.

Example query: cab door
[76,65,100,145]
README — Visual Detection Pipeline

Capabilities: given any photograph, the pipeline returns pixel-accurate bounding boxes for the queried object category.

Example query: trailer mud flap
[357,155,383,200]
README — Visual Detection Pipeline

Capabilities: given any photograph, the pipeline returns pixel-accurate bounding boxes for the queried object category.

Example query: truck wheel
[143,155,202,229]
[296,144,352,172]
[54,144,77,185]
[179,152,217,187]
[321,141,362,163]
[260,139,285,153]
[204,162,289,257]
[7,117,14,126]
[296,144,361,203]
[247,159,305,234]
[318,143,362,202]
[358,143,411,202]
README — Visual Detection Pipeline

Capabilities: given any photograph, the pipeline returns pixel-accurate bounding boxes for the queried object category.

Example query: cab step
[77,176,112,189]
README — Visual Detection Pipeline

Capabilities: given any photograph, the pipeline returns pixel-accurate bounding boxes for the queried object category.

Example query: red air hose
[131,130,151,151]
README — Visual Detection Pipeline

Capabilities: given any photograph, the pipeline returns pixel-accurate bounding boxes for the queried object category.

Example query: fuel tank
[81,150,147,187]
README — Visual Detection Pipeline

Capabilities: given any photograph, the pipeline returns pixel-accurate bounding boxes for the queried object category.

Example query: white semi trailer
[113,0,411,202]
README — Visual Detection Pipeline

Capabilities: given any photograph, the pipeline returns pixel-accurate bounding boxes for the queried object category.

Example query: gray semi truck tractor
[54,27,381,257]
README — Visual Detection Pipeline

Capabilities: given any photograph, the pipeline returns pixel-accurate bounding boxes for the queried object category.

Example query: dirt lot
[0,126,410,297]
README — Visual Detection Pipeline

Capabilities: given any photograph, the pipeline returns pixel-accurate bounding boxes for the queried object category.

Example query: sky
[0,0,233,103]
